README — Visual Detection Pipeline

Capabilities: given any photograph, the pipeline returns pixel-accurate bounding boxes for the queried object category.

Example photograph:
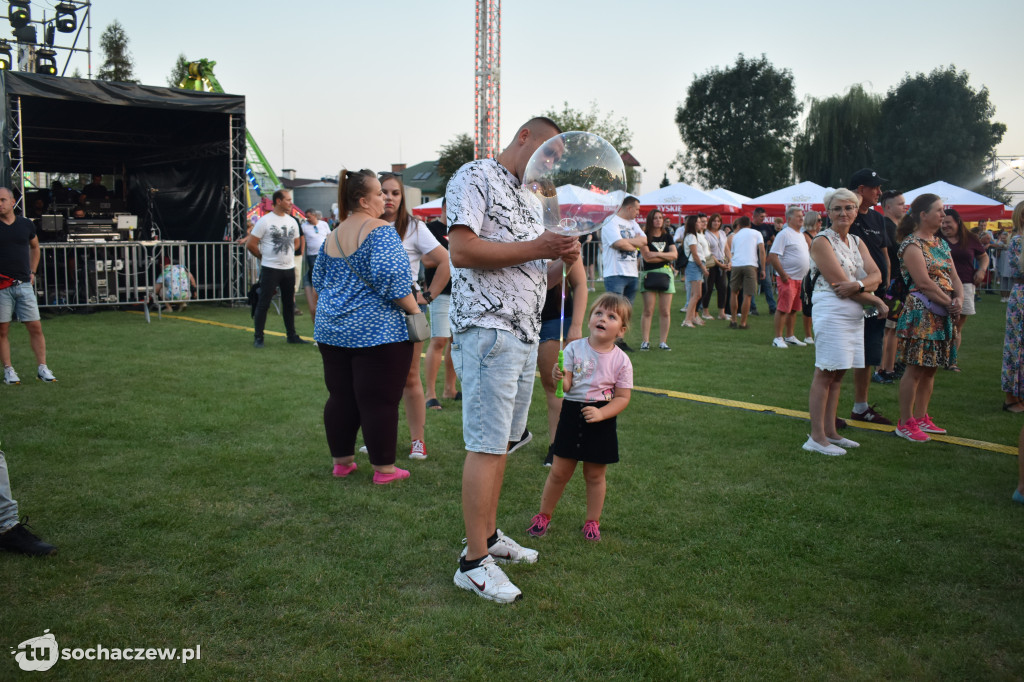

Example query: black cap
[848,168,887,190]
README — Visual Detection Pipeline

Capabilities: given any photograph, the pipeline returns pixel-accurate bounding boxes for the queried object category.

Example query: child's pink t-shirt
[563,337,633,403]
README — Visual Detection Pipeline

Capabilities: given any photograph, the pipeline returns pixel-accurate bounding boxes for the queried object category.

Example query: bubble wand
[521,131,627,399]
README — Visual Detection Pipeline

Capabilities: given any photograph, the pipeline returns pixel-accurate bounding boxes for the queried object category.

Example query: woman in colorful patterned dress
[893,194,963,442]
[1002,201,1024,414]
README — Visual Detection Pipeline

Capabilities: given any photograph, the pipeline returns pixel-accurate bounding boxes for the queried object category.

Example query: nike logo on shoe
[468,576,486,591]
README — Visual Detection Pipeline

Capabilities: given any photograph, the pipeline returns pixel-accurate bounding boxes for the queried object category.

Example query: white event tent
[637,183,735,223]
[901,181,1005,221]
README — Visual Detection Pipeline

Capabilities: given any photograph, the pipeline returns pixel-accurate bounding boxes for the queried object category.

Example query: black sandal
[426,398,442,410]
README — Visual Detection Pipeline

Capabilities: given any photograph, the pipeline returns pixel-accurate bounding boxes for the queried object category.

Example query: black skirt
[551,399,619,464]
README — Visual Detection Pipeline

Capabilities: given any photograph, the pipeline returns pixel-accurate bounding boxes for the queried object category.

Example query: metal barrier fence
[36,241,250,309]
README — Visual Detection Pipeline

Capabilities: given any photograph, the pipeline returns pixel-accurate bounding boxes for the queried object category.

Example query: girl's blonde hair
[589,292,632,335]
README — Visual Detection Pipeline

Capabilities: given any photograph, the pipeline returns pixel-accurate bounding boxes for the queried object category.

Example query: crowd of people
[2,122,1021,596]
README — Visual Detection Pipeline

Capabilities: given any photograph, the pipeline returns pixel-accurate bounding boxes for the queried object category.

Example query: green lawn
[2,292,1022,680]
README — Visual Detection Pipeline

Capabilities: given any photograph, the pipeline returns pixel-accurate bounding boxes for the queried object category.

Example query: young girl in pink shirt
[527,293,634,541]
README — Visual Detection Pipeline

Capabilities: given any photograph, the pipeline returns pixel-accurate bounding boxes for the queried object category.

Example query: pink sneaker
[895,418,930,442]
[582,520,601,541]
[373,467,410,485]
[527,513,550,537]
[409,439,427,460]
[917,414,947,435]
[332,462,358,478]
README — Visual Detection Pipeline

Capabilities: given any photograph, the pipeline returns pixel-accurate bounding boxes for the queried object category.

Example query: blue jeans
[450,327,537,455]
[603,275,638,306]
[0,450,18,532]
[759,267,776,313]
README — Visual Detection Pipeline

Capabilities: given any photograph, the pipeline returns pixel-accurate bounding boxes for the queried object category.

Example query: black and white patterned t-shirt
[446,158,547,342]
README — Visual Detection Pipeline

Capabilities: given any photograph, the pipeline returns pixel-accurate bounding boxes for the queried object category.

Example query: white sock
[854,402,869,413]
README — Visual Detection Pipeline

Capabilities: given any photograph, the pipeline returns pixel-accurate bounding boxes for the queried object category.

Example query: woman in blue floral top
[313,169,420,485]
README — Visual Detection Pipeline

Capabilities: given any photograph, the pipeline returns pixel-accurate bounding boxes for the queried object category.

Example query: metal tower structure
[474,0,500,160]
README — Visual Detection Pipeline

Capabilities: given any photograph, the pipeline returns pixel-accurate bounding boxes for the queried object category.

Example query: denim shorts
[684,260,704,282]
[428,294,451,338]
[0,282,40,323]
[303,255,318,287]
[450,327,537,455]
[539,316,572,343]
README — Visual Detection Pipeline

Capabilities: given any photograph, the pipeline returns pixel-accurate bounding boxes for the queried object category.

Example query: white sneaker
[772,337,788,349]
[37,364,57,382]
[454,555,522,603]
[803,337,815,345]
[460,529,539,565]
[827,436,860,448]
[358,445,368,454]
[3,365,20,385]
[784,336,807,347]
[802,436,846,456]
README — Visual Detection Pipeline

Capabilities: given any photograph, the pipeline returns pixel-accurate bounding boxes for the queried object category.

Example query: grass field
[2,290,1022,680]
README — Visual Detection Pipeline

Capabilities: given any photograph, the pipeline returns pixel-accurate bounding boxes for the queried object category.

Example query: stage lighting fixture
[55,2,77,33]
[13,23,36,44]
[0,41,11,70]
[8,0,30,29]
[44,22,54,46]
[35,47,57,75]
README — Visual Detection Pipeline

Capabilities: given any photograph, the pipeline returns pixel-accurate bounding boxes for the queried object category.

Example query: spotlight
[0,41,10,70]
[55,2,77,33]
[35,47,57,76]
[8,0,30,29]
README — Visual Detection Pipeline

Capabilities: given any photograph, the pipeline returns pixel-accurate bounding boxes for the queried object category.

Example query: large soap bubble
[522,131,627,236]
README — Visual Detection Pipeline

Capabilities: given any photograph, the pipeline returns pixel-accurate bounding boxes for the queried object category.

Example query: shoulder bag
[333,228,430,342]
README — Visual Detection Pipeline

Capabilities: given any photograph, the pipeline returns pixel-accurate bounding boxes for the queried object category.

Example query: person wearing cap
[847,169,893,425]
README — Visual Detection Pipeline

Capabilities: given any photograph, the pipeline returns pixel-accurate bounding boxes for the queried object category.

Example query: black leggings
[319,341,413,466]
[702,265,728,311]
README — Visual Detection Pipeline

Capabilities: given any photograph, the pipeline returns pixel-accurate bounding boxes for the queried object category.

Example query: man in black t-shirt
[0,187,57,385]
[751,207,776,314]
[875,190,906,384]
[847,169,891,425]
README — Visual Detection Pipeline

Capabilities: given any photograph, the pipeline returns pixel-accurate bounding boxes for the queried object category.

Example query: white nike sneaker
[37,364,57,382]
[454,555,522,603]
[784,336,807,347]
[459,529,539,565]
[3,365,20,385]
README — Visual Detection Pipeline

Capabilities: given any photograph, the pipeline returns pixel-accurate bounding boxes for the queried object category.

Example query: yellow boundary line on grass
[633,385,1017,456]
[127,311,1017,456]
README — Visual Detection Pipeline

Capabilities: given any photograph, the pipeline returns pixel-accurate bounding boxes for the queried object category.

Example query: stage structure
[474,0,500,160]
[0,71,252,310]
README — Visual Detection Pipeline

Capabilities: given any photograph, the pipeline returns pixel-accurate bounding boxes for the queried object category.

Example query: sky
[30,0,1024,198]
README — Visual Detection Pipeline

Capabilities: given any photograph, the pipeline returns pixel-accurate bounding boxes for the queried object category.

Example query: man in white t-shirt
[600,196,646,350]
[299,208,331,321]
[600,197,646,303]
[246,189,308,347]
[767,205,811,348]
[727,216,766,329]
[447,117,579,604]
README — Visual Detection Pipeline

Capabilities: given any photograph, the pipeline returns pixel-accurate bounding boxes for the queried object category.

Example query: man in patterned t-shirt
[447,117,580,604]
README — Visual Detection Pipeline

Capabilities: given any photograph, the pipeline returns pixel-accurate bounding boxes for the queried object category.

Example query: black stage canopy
[0,72,247,241]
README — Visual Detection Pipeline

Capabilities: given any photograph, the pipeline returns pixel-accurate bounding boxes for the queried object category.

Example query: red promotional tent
[636,183,734,223]
[741,181,830,218]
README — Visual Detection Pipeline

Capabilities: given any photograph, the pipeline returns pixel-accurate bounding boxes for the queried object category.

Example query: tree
[793,85,882,188]
[96,20,137,83]
[875,66,1006,200]
[541,101,639,192]
[659,173,671,188]
[674,54,801,196]
[167,53,190,88]
[436,133,475,188]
